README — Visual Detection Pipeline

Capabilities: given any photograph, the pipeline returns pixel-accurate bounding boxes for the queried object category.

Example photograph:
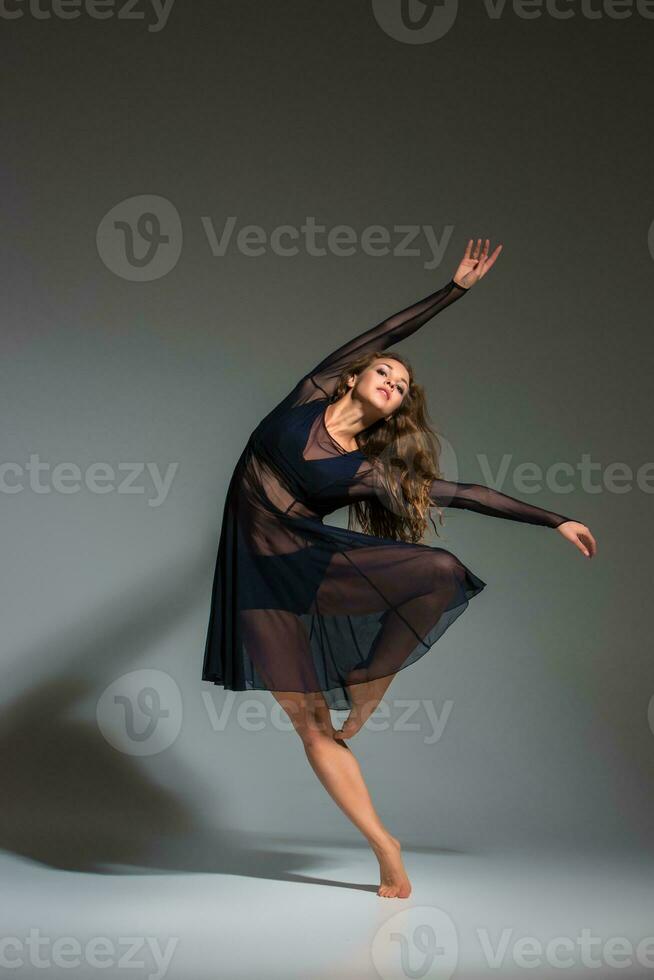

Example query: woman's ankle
[369,830,399,851]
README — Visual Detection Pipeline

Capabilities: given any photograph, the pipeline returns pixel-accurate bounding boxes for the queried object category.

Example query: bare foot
[371,834,412,899]
[334,668,391,740]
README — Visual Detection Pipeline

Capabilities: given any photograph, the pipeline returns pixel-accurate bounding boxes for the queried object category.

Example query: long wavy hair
[328,349,448,543]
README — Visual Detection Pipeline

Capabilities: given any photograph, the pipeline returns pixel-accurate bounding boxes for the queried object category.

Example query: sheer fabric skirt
[202,495,486,711]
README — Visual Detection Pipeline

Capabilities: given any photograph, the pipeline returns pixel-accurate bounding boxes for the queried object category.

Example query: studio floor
[1,836,652,979]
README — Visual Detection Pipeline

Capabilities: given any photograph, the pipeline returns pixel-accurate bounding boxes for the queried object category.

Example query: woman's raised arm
[307,278,467,398]
[304,238,503,400]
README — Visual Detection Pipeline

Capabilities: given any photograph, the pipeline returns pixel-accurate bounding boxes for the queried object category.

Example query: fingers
[577,537,591,558]
[473,240,489,276]
[576,529,597,559]
[475,238,489,261]
[478,241,503,278]
[462,237,503,282]
[483,243,503,273]
[581,529,598,558]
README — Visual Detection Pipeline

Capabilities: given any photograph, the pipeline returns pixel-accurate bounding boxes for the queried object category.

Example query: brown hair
[328,349,447,543]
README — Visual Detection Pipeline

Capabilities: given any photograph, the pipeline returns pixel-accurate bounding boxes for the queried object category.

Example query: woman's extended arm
[302,237,503,401]
[429,477,598,557]
[429,477,572,529]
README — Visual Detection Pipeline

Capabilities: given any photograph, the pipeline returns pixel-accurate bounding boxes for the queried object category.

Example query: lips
[377,388,390,401]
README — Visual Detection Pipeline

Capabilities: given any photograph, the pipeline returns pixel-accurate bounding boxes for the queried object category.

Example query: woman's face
[351,358,409,418]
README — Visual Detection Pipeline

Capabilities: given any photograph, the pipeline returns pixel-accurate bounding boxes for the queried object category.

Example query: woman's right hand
[453,238,503,289]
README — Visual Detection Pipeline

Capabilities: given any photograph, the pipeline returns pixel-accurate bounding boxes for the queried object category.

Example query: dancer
[203,238,597,897]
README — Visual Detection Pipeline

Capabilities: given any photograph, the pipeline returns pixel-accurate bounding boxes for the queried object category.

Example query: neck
[325,393,380,448]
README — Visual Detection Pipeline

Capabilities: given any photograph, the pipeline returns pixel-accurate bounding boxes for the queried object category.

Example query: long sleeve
[429,478,573,529]
[306,278,469,399]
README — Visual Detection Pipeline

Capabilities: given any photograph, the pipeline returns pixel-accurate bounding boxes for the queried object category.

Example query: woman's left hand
[453,237,503,289]
[556,520,597,558]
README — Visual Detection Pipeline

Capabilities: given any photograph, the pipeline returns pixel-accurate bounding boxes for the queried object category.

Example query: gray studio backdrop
[2,0,653,869]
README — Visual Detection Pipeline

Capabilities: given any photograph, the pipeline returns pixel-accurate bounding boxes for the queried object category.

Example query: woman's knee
[272,692,335,746]
[428,548,465,595]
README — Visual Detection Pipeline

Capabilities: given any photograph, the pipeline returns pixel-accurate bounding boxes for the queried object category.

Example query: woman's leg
[271,689,412,899]
[325,549,464,740]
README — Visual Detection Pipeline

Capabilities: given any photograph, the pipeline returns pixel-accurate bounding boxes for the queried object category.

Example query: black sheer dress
[202,278,573,710]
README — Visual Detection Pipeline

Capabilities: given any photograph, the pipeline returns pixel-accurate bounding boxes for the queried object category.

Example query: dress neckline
[320,401,364,456]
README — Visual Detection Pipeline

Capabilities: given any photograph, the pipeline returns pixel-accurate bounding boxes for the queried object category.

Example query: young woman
[203,238,597,898]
